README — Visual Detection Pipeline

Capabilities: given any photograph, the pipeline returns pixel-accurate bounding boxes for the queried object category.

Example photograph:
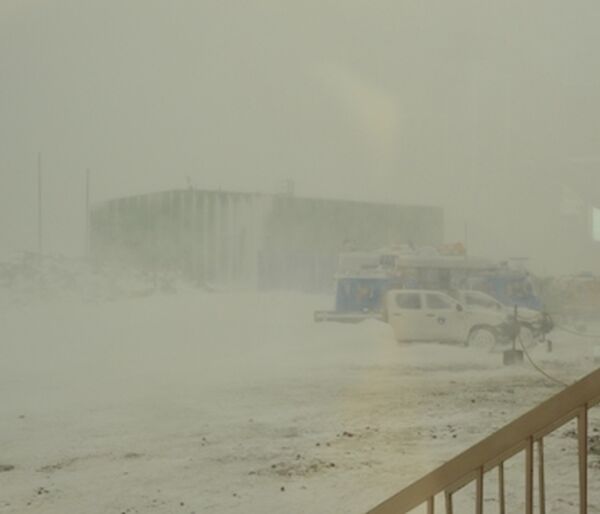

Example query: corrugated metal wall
[90,190,443,290]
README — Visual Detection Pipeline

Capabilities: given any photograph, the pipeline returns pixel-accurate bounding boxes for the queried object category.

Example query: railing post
[526,437,534,514]
[476,467,483,514]
[427,496,434,514]
[444,490,453,514]
[538,438,546,514]
[578,407,588,514]
[498,462,505,514]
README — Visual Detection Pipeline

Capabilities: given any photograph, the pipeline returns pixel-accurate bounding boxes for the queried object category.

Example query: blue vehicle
[315,273,400,322]
[466,270,542,311]
[314,248,545,322]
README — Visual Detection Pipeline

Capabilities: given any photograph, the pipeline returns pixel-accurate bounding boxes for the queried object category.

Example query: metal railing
[366,368,600,514]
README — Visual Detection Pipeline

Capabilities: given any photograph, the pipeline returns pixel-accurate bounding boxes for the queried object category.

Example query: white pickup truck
[449,289,552,346]
[384,289,512,346]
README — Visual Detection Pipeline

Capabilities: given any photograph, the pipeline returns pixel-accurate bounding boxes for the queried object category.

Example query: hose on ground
[516,335,570,388]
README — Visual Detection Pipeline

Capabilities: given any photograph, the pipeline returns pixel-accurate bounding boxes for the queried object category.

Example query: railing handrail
[367,367,600,514]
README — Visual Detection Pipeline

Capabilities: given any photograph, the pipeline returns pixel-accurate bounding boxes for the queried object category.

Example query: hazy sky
[2,1,600,271]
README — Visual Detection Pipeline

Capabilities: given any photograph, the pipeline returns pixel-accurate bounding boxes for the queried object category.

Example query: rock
[0,464,14,473]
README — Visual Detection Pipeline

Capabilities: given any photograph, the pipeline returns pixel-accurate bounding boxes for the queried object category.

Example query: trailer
[314,245,545,323]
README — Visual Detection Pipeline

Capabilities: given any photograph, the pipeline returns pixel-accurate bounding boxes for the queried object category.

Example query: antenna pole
[86,169,91,257]
[37,152,43,257]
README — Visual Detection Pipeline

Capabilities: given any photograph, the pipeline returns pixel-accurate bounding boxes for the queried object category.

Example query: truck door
[423,292,465,342]
[387,291,424,341]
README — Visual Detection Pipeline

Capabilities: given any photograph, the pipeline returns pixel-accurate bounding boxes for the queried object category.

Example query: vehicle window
[425,293,453,310]
[395,293,421,309]
[465,292,498,309]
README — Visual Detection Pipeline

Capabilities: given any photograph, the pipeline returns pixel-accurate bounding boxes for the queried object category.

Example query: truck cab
[385,289,511,346]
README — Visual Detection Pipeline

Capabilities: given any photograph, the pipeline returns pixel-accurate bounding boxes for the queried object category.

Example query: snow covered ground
[1,288,600,513]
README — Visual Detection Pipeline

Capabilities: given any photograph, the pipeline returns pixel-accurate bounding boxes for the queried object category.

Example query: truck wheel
[467,327,497,350]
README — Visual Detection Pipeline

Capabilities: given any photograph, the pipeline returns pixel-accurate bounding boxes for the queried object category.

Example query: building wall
[259,195,443,289]
[91,190,443,290]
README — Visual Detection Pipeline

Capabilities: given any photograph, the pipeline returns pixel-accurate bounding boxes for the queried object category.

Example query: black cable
[516,335,570,388]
